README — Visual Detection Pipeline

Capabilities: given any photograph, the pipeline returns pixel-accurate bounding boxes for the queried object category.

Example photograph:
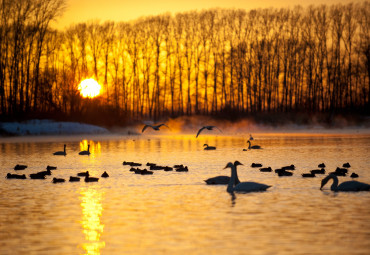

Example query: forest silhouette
[0,0,369,126]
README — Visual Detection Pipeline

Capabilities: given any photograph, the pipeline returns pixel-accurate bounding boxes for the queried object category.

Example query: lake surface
[0,133,369,254]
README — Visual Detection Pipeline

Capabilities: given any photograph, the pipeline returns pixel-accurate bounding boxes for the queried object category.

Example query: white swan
[204,161,241,185]
[53,144,66,156]
[142,123,170,133]
[247,140,261,149]
[225,161,271,193]
[320,174,370,192]
[79,145,90,155]
[203,144,216,150]
[196,125,222,138]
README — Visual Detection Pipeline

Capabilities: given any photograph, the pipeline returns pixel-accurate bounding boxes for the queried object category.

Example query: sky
[52,0,359,29]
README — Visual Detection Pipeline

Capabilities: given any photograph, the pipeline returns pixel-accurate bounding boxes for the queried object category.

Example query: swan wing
[142,124,152,133]
[196,127,206,138]
[337,181,370,191]
[234,182,271,192]
[214,126,222,133]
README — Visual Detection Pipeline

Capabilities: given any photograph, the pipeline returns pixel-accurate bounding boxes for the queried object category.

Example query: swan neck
[247,141,251,149]
[227,164,237,192]
[330,175,339,191]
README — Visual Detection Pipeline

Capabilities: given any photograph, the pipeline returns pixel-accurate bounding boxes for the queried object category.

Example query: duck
[29,173,46,179]
[142,123,170,133]
[36,169,52,176]
[52,178,65,183]
[14,164,27,170]
[101,171,109,178]
[175,166,188,172]
[311,168,325,175]
[318,163,326,168]
[350,173,359,178]
[77,171,89,177]
[69,176,80,182]
[320,174,370,191]
[259,167,272,172]
[196,125,222,138]
[247,140,261,149]
[53,144,66,156]
[79,145,90,155]
[276,169,293,176]
[224,161,271,193]
[282,164,295,170]
[251,163,262,168]
[302,172,316,178]
[85,176,99,182]
[204,161,242,185]
[203,144,216,150]
[140,169,154,175]
[343,162,351,168]
[46,165,57,170]
[6,173,26,179]
[249,134,254,140]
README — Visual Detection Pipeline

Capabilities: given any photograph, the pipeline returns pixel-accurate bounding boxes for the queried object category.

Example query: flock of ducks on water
[5,123,370,192]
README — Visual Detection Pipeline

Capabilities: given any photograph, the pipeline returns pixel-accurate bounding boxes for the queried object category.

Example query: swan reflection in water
[79,187,105,254]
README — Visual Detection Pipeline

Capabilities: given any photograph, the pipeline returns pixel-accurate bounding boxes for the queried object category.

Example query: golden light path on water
[80,188,105,254]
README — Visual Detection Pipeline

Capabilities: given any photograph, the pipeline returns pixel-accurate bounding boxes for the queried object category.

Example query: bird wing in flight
[142,124,153,133]
[196,126,206,138]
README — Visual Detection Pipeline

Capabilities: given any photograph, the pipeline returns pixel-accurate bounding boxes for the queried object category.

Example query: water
[0,133,369,255]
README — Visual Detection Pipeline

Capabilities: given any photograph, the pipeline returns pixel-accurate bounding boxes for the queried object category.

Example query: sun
[78,78,101,98]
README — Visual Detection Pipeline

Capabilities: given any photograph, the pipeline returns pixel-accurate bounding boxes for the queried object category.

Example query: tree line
[0,0,369,124]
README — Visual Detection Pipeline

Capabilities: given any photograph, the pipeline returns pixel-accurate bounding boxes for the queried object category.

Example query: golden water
[0,134,369,254]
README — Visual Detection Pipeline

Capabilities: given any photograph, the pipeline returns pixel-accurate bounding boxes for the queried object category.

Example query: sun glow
[78,78,101,98]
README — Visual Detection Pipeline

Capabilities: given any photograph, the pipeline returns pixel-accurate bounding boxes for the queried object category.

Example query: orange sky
[52,0,359,29]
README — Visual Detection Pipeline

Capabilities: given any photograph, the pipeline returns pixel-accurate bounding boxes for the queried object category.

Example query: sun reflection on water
[79,188,105,255]
[79,140,102,155]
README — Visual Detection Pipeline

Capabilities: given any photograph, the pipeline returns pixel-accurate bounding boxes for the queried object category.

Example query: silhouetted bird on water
[196,126,222,138]
[224,161,271,193]
[53,144,66,156]
[311,168,325,175]
[69,176,80,182]
[259,167,272,172]
[251,163,262,168]
[247,140,261,149]
[85,176,99,182]
[350,173,359,178]
[6,173,26,179]
[203,144,216,150]
[343,162,351,168]
[79,145,90,155]
[320,174,370,191]
[14,164,27,170]
[142,123,170,133]
[302,172,316,178]
[101,171,109,178]
[77,171,89,177]
[52,178,65,183]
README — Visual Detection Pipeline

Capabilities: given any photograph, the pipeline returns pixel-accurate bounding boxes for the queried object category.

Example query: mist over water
[0,132,369,254]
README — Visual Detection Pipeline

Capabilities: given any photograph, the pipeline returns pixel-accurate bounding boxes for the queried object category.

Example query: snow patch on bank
[1,119,109,136]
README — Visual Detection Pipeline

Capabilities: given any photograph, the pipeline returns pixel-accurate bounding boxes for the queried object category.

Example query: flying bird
[196,126,222,138]
[142,123,170,133]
